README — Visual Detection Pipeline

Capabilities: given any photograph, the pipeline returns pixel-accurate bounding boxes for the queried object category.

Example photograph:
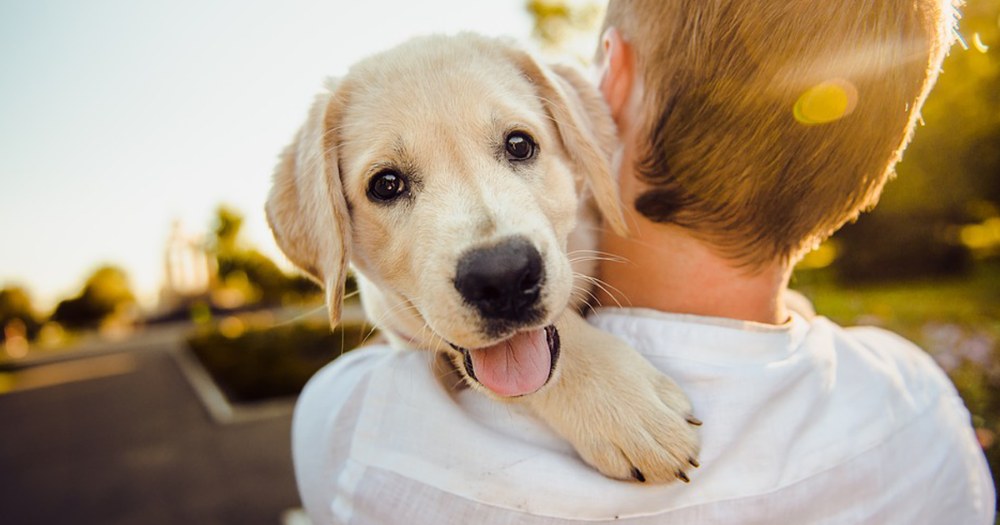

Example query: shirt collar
[587,307,811,366]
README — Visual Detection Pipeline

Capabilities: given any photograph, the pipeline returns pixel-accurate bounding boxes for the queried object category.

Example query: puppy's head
[267,35,623,397]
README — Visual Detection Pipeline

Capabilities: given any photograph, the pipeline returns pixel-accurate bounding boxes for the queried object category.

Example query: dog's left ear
[508,51,629,236]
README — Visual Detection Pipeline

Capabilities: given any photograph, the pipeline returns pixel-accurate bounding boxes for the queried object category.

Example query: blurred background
[1,0,997,523]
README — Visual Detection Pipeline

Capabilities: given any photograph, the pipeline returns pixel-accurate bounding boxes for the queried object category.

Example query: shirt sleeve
[292,346,393,524]
[847,326,996,523]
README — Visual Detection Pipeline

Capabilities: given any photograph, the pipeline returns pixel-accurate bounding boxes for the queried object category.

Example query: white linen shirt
[292,309,995,524]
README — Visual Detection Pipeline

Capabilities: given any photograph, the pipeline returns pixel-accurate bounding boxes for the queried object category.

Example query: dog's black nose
[454,237,544,321]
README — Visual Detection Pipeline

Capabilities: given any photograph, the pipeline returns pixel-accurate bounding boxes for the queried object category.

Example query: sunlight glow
[960,218,1000,250]
[793,79,858,126]
[972,32,990,53]
[219,316,246,339]
[796,242,838,270]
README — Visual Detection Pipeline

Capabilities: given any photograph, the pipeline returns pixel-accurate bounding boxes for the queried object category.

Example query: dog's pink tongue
[468,329,550,397]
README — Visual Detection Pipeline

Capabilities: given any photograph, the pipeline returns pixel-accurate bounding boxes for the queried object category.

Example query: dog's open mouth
[453,325,560,397]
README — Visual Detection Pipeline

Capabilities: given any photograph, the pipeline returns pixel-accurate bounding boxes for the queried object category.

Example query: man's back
[293,309,994,524]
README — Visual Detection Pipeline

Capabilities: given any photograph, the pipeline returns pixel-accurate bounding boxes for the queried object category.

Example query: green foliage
[216,249,318,305]
[187,320,371,403]
[208,205,321,307]
[212,205,244,255]
[83,266,135,309]
[0,287,40,341]
[51,266,136,330]
[911,1,1000,208]
[526,0,603,56]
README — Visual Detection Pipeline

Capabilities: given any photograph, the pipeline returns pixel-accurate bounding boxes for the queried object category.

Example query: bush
[188,320,374,403]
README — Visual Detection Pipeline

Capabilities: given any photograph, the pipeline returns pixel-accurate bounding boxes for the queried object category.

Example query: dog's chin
[448,324,560,398]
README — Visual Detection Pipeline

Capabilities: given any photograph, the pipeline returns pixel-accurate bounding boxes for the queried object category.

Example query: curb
[169,344,297,425]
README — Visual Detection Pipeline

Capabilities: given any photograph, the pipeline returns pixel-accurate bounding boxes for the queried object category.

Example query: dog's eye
[367,171,408,202]
[505,132,536,162]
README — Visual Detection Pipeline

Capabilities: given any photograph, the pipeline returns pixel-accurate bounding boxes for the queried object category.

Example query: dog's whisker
[407,310,454,353]
[419,324,448,351]
[359,325,381,347]
[567,248,621,257]
[271,303,329,328]
[567,248,629,259]
[568,255,630,266]
[567,249,630,265]
[576,273,631,309]
[570,286,605,316]
[361,297,420,345]
[571,283,601,304]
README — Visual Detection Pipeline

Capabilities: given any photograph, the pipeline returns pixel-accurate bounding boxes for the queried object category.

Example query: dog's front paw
[526,313,701,483]
[573,367,701,483]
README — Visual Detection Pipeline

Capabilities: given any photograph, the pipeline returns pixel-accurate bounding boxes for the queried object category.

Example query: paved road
[0,336,302,524]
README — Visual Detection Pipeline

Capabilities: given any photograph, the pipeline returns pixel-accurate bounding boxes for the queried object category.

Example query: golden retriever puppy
[267,34,699,483]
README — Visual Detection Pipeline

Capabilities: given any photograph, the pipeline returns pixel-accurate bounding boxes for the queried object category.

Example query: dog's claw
[688,457,700,468]
[631,467,646,483]
[676,470,690,483]
[686,415,703,426]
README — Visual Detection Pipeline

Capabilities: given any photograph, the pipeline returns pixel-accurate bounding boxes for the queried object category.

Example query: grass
[794,262,1000,341]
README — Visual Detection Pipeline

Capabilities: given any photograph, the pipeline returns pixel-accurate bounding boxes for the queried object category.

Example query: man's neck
[595,213,792,325]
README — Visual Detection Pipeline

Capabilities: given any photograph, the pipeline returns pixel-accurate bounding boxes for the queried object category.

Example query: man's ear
[598,27,637,130]
[505,47,629,237]
[266,82,351,327]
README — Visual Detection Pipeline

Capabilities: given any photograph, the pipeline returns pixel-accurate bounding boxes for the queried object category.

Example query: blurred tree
[0,286,40,342]
[213,205,244,255]
[208,205,320,308]
[526,0,603,58]
[51,266,136,330]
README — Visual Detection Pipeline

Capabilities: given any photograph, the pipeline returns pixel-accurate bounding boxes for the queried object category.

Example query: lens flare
[793,79,858,125]
[972,33,989,53]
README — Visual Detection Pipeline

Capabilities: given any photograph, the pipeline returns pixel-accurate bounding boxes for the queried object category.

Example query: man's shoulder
[825,320,995,521]
[821,319,959,400]
[298,344,429,410]
[301,344,386,395]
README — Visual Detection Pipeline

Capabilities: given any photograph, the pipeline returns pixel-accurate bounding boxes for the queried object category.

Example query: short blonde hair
[601,0,959,266]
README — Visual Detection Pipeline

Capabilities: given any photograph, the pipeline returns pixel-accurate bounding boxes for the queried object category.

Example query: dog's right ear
[266,84,351,327]
[503,48,629,237]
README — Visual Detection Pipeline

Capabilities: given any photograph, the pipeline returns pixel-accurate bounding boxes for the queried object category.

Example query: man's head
[597,0,959,267]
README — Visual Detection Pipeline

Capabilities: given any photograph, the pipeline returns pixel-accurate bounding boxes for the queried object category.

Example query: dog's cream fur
[267,34,699,483]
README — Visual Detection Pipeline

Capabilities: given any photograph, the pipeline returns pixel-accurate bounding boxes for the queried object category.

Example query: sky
[0,0,537,310]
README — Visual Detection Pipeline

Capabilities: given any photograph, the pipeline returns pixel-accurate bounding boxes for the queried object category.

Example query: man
[292,0,995,523]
